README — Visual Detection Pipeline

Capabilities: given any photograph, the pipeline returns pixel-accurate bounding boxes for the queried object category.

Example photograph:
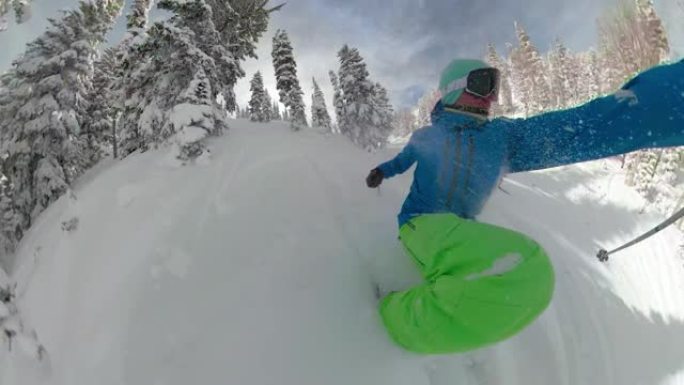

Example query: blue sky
[2,0,683,109]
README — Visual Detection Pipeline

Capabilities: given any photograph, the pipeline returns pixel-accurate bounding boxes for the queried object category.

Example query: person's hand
[366,168,384,188]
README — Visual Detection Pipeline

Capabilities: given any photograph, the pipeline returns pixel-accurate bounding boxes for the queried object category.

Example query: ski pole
[597,207,684,262]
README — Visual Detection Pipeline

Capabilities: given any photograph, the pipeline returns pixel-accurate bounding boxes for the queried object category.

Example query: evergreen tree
[126,0,154,36]
[634,150,661,198]
[596,36,627,93]
[547,58,562,107]
[415,88,441,128]
[215,0,282,111]
[170,67,222,159]
[546,43,563,109]
[329,70,343,134]
[585,50,602,98]
[310,77,331,132]
[511,22,551,114]
[0,175,22,268]
[568,52,596,104]
[93,0,154,158]
[120,0,277,154]
[601,3,641,76]
[369,82,394,146]
[237,105,248,119]
[636,0,670,63]
[625,151,643,186]
[506,41,524,112]
[263,90,274,122]
[120,0,275,158]
[0,0,31,32]
[272,100,280,120]
[334,45,393,150]
[649,149,681,217]
[271,29,307,129]
[485,43,514,116]
[0,70,17,146]
[597,0,669,82]
[82,0,163,164]
[547,39,574,108]
[657,149,680,186]
[508,41,528,113]
[0,0,122,229]
[336,45,368,143]
[84,47,120,164]
[248,71,267,122]
[392,108,417,138]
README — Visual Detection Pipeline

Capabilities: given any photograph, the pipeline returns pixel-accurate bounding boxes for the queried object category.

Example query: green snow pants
[379,213,555,354]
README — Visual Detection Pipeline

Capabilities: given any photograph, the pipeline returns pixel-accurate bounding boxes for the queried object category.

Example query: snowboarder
[366,58,684,354]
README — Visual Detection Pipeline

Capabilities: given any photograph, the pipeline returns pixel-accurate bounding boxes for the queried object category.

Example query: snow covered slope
[2,120,684,385]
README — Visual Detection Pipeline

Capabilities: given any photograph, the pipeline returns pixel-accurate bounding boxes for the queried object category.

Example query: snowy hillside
[2,120,684,385]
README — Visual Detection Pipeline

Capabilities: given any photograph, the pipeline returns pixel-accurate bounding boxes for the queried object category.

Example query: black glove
[366,168,384,188]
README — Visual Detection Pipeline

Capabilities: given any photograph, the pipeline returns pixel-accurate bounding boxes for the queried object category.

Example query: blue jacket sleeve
[377,134,417,178]
[507,59,684,173]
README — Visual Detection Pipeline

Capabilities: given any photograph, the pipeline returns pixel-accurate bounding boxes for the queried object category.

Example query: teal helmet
[439,59,491,106]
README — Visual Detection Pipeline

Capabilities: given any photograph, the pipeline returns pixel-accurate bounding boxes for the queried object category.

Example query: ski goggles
[443,67,501,99]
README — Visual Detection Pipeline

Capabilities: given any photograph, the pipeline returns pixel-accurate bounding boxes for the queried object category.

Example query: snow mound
[2,119,684,385]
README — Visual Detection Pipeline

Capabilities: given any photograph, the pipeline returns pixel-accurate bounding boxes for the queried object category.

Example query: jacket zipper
[440,133,453,200]
[445,129,462,209]
[461,135,475,204]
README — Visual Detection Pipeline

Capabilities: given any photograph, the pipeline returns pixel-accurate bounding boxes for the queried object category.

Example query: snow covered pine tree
[311,78,332,132]
[263,91,274,122]
[84,47,121,163]
[484,44,514,116]
[272,29,307,129]
[0,0,122,230]
[96,0,156,159]
[369,82,394,147]
[510,22,552,115]
[334,45,394,150]
[0,0,31,32]
[271,100,281,121]
[329,70,344,134]
[119,0,279,159]
[248,71,268,122]
[391,108,417,139]
[415,88,441,128]
[0,176,22,268]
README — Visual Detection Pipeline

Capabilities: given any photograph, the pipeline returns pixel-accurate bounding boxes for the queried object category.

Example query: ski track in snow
[1,119,684,385]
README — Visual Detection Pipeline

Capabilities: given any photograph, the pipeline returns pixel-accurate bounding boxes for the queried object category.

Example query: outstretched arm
[507,60,684,173]
[377,135,418,178]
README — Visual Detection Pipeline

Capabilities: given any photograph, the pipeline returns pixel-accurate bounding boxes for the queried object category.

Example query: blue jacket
[379,60,684,227]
